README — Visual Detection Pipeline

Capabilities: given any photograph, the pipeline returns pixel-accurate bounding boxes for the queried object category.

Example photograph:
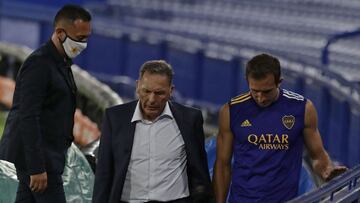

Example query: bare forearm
[213,163,231,203]
[312,151,332,179]
[304,100,347,182]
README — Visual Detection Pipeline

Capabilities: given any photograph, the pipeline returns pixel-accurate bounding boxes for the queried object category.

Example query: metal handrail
[288,165,360,202]
[321,29,360,66]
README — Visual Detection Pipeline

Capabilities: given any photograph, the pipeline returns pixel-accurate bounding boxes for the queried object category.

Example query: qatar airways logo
[247,134,289,150]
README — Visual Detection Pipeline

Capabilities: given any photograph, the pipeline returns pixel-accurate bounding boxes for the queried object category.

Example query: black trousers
[15,172,66,203]
[120,196,191,203]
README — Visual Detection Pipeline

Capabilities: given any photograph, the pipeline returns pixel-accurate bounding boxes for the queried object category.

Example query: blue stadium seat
[123,35,166,79]
[0,18,40,50]
[93,74,137,101]
[281,70,304,94]
[237,58,248,94]
[165,38,203,99]
[201,51,242,105]
[326,91,350,164]
[303,79,331,148]
[11,0,85,7]
[39,22,53,45]
[85,33,127,75]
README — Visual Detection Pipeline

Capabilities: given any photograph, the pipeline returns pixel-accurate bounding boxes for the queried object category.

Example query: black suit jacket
[0,40,76,175]
[93,101,213,203]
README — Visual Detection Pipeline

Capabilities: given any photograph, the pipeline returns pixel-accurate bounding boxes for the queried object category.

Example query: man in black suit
[93,60,213,203]
[0,4,91,203]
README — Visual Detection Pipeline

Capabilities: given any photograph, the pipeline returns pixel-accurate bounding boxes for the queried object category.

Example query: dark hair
[139,60,174,85]
[246,53,281,84]
[54,4,91,27]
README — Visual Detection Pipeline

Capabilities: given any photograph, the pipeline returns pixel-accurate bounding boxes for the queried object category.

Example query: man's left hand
[323,166,348,182]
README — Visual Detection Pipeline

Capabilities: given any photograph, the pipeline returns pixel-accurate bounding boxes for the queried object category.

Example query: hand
[323,166,348,182]
[30,172,48,193]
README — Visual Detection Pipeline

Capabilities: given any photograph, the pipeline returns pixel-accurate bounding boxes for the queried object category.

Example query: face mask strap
[66,34,87,44]
[60,29,87,43]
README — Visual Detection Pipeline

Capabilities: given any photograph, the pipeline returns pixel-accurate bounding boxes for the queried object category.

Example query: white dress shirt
[121,102,189,202]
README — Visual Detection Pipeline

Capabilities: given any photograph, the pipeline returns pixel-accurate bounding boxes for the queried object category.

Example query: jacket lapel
[115,101,138,199]
[169,102,192,148]
[122,121,136,153]
[120,101,138,156]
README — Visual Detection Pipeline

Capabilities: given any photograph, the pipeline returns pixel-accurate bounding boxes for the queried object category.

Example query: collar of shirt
[131,101,173,123]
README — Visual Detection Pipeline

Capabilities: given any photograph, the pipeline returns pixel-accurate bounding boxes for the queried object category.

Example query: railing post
[321,29,360,67]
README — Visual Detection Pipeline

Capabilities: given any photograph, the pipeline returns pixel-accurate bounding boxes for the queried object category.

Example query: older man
[93,60,213,203]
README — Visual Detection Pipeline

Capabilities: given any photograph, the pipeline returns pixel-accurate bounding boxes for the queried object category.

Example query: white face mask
[61,35,87,58]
